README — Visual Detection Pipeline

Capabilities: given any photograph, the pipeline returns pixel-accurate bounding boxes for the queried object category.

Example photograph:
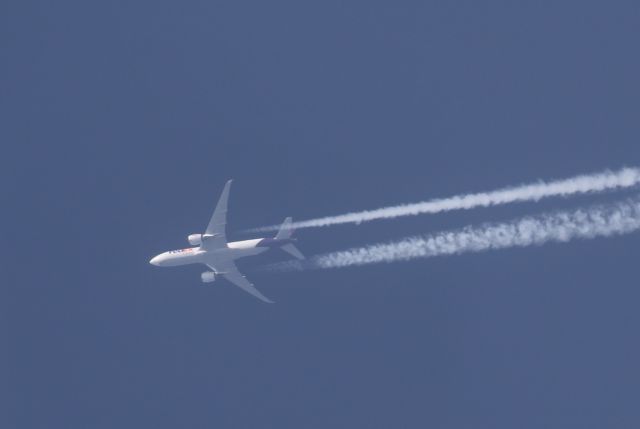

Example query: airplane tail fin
[275,217,305,260]
[275,217,294,240]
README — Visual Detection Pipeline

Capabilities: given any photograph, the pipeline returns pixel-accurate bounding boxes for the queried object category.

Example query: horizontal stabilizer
[282,243,305,260]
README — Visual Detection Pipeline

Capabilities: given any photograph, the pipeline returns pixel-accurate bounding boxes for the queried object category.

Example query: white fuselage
[149,238,272,268]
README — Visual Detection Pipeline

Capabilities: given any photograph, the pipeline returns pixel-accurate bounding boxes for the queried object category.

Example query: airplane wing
[201,180,232,249]
[206,261,274,304]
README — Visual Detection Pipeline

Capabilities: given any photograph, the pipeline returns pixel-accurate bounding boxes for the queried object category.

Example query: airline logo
[169,248,194,254]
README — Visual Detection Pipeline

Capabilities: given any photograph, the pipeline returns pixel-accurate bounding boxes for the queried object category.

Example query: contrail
[250,167,640,232]
[267,196,640,272]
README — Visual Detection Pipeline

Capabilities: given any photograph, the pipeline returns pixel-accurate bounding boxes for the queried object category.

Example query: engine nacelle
[188,234,203,246]
[201,271,216,283]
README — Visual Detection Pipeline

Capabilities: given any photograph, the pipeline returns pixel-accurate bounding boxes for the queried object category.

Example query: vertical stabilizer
[275,217,294,240]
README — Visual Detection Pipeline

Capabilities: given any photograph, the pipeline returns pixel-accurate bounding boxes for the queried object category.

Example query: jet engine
[201,271,216,283]
[188,234,203,246]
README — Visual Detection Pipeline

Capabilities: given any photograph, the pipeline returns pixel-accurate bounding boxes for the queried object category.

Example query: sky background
[2,0,640,428]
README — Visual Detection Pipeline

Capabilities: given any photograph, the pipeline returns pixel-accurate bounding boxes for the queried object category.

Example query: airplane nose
[149,255,162,266]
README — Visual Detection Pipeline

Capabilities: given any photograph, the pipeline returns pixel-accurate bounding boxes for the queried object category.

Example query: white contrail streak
[250,167,640,232]
[268,197,640,271]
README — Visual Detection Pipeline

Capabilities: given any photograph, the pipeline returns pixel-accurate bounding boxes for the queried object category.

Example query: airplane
[149,180,304,303]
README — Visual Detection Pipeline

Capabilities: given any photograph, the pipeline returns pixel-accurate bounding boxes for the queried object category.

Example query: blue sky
[3,0,640,427]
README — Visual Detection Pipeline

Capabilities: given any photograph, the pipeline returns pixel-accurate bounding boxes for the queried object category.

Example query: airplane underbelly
[225,239,268,258]
[227,239,263,249]
[164,253,201,267]
[228,247,268,258]
[245,247,268,256]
